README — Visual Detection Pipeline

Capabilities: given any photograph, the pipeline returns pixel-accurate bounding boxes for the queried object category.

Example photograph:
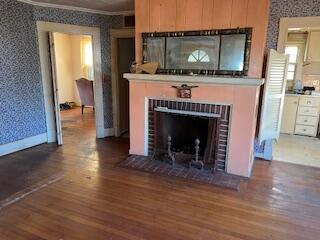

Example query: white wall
[71,35,83,106]
[53,33,93,106]
[53,32,74,104]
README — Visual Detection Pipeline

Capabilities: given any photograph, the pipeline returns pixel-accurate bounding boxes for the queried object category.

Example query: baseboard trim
[0,133,47,157]
[104,128,115,137]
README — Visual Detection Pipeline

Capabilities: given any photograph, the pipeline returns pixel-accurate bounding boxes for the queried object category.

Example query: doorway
[37,22,105,144]
[51,32,96,144]
[111,29,135,137]
[274,16,320,168]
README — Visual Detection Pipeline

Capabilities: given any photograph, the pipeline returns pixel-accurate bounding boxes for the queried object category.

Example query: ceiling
[21,0,134,14]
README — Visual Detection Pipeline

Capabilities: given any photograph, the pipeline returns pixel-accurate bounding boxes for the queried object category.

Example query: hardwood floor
[0,108,320,239]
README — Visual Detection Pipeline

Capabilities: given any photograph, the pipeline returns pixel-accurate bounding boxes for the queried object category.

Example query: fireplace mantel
[125,73,262,177]
[124,73,264,87]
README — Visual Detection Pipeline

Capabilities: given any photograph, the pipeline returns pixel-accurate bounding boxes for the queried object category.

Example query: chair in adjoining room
[75,78,95,114]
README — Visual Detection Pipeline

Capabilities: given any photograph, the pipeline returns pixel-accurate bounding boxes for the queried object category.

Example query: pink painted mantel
[124,73,264,177]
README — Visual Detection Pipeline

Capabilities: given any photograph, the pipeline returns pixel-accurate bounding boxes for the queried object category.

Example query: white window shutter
[258,49,289,144]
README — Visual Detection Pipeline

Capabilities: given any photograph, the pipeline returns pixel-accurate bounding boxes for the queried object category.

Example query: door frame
[277,16,320,53]
[37,21,104,142]
[111,28,135,137]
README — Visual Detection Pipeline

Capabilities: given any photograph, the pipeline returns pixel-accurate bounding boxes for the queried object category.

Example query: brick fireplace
[124,73,263,178]
[148,99,231,172]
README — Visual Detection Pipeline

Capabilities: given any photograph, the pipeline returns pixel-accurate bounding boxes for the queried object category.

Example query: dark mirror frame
[142,27,252,77]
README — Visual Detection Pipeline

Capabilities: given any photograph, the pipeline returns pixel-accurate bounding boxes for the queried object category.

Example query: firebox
[153,107,220,171]
[148,99,231,172]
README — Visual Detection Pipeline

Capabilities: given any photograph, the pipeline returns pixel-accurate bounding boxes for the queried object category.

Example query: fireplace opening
[148,99,231,172]
[153,107,220,170]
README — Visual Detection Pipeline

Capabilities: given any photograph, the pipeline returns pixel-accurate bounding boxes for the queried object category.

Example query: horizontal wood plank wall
[135,0,270,78]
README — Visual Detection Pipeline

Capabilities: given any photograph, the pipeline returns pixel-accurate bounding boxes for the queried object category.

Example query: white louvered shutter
[259,49,289,143]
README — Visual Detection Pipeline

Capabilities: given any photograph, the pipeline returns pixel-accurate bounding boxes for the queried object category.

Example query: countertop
[285,92,320,97]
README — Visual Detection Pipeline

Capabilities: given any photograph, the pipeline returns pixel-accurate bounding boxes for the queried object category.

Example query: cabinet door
[280,96,299,134]
[306,31,320,62]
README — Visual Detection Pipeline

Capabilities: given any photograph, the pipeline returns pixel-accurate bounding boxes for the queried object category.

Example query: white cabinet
[295,125,317,136]
[296,115,318,125]
[295,96,320,137]
[305,31,320,63]
[297,106,319,116]
[281,95,320,136]
[281,96,299,134]
[299,96,320,107]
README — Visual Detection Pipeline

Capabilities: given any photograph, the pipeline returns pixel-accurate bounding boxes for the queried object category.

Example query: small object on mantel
[172,84,198,98]
[138,62,159,74]
[130,61,142,73]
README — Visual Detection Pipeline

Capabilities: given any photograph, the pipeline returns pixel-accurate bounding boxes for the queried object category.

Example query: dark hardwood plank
[0,108,319,239]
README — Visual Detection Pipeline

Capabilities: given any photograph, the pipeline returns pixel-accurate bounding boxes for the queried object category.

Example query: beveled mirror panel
[166,36,220,70]
[219,34,246,71]
[144,37,165,68]
[142,28,252,76]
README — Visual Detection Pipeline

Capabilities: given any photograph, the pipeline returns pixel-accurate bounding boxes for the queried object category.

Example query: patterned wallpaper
[267,0,320,50]
[0,0,46,145]
[0,0,122,145]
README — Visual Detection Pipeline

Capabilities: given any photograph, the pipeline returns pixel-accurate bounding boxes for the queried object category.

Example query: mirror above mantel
[142,28,252,77]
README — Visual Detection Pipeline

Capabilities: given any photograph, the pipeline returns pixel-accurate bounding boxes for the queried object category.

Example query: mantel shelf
[124,73,264,87]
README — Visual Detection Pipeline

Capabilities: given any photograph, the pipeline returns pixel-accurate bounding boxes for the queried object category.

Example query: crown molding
[17,0,134,16]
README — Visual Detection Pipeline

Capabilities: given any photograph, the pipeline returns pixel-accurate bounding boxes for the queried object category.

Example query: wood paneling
[246,0,270,77]
[231,0,249,27]
[176,0,187,30]
[185,0,203,30]
[135,0,149,63]
[149,0,161,32]
[212,0,232,29]
[149,0,177,32]
[159,0,177,31]
[202,0,214,29]
[135,0,270,77]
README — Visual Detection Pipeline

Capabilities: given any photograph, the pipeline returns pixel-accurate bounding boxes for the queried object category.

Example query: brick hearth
[120,155,244,191]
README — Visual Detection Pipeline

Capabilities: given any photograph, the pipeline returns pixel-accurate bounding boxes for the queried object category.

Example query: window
[285,46,298,81]
[81,37,94,80]
[188,50,210,63]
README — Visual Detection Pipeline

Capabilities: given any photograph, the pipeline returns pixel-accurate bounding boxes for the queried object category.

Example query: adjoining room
[274,17,320,168]
[52,32,96,144]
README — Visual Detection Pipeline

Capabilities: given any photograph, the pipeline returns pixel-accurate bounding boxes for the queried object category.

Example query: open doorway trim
[277,16,320,53]
[111,28,135,137]
[37,21,105,142]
